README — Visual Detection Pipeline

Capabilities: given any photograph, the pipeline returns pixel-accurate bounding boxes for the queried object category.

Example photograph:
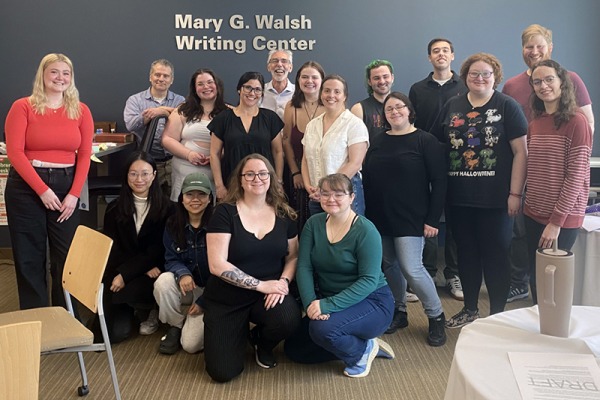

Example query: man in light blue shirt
[261,49,294,120]
[124,59,184,195]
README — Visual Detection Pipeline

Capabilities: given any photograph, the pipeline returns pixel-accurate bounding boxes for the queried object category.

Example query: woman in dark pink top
[524,59,592,303]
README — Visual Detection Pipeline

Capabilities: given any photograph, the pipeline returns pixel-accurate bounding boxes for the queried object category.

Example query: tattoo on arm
[221,268,260,290]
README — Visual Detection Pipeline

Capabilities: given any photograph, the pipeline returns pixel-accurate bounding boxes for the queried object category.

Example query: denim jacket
[163,224,210,305]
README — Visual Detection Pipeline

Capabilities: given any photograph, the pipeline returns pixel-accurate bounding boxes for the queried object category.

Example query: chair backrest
[62,226,113,313]
[140,116,166,154]
[0,321,42,400]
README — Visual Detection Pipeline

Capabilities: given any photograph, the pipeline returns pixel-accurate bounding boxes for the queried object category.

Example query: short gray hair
[150,59,175,78]
[267,49,293,65]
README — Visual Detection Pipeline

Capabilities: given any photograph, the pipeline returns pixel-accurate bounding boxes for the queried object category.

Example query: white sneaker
[406,291,419,303]
[139,309,159,335]
[446,276,464,301]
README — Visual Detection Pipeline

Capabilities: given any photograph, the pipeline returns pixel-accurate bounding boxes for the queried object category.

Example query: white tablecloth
[572,225,600,306]
[444,306,600,400]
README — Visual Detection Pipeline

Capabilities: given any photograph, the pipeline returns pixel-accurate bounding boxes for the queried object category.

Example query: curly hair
[177,68,227,122]
[30,53,82,119]
[460,53,503,89]
[530,59,577,129]
[223,153,297,220]
[364,59,394,95]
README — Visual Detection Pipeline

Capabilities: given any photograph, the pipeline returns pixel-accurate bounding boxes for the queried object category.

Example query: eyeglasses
[128,171,153,180]
[531,76,556,87]
[241,171,270,181]
[241,85,263,94]
[385,104,407,114]
[320,191,349,200]
[269,58,290,65]
[468,71,493,79]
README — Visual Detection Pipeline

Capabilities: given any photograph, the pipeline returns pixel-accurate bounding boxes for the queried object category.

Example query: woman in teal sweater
[291,173,394,378]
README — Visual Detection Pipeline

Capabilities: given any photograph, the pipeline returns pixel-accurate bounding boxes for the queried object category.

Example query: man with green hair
[351,59,394,141]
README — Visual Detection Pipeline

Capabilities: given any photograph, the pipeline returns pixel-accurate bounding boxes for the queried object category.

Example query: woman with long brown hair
[204,154,300,382]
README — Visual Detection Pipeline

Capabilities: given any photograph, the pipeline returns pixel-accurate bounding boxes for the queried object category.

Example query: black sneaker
[385,309,408,334]
[249,327,277,368]
[507,285,529,302]
[427,313,447,347]
[255,345,277,369]
[159,326,182,355]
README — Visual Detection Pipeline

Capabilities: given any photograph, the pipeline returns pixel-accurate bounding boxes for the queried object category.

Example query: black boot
[385,309,408,334]
[427,312,447,347]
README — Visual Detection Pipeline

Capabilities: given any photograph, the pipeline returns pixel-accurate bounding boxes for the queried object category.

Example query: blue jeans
[308,285,393,366]
[308,173,365,217]
[381,236,443,318]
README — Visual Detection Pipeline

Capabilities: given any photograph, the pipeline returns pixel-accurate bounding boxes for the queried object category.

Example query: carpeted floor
[0,258,529,400]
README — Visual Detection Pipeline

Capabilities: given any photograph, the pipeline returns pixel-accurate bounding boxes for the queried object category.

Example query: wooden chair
[94,121,118,133]
[0,321,42,400]
[0,226,121,399]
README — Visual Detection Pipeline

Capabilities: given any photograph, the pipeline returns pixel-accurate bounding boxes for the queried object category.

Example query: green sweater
[296,213,387,314]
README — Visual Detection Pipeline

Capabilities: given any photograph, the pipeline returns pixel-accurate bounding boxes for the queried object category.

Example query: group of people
[3,22,593,382]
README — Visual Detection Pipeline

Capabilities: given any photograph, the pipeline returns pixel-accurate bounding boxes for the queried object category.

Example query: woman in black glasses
[430,53,528,328]
[204,154,301,382]
[209,72,284,201]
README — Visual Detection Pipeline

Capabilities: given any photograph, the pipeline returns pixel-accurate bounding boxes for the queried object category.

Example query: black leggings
[447,206,513,315]
[524,215,579,304]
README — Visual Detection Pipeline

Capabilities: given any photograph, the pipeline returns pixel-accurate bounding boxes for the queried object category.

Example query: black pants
[5,167,79,310]
[447,206,513,315]
[524,215,579,304]
[203,294,301,382]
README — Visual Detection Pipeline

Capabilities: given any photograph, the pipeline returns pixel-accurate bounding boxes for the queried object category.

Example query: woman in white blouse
[301,74,369,215]
[162,69,228,201]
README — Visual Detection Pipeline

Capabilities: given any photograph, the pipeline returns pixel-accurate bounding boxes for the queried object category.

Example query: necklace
[303,102,319,121]
[304,101,319,121]
[326,211,354,243]
[467,92,493,109]
[47,100,63,113]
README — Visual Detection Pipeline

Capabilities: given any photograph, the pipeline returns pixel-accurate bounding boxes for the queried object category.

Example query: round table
[444,306,600,399]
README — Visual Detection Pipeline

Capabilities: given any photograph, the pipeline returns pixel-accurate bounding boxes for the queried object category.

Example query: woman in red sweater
[524,59,592,303]
[4,53,93,310]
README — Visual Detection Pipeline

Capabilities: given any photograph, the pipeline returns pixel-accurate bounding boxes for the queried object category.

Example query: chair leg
[100,314,121,400]
[76,351,89,396]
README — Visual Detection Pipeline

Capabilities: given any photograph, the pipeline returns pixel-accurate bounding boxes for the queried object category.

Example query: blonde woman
[5,53,93,310]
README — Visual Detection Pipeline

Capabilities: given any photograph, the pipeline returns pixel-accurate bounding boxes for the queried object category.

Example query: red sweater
[524,111,591,228]
[5,97,94,197]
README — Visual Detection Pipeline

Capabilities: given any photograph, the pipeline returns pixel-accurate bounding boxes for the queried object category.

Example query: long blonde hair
[29,53,82,119]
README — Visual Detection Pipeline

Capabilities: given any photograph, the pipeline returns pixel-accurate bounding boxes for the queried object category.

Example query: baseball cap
[181,172,212,194]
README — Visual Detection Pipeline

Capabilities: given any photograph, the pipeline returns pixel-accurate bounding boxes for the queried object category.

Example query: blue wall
[1,0,598,150]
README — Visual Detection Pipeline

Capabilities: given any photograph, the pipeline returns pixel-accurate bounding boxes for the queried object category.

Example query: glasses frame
[319,191,350,200]
[241,171,271,182]
[531,76,557,87]
[127,171,154,180]
[241,84,263,94]
[268,58,290,65]
[468,71,493,79]
[384,104,408,114]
